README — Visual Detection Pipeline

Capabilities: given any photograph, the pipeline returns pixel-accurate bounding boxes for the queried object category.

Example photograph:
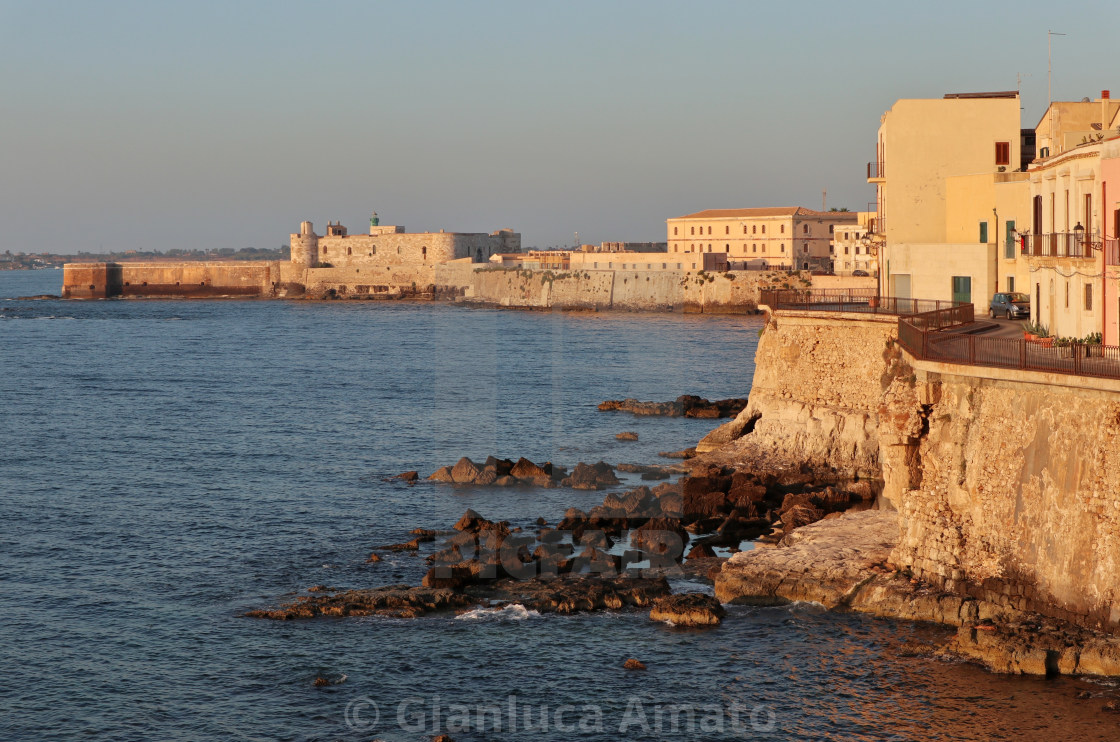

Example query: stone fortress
[290,213,520,270]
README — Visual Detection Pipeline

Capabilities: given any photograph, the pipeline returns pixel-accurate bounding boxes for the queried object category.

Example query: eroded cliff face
[885,371,1120,632]
[697,312,903,481]
[709,310,1120,637]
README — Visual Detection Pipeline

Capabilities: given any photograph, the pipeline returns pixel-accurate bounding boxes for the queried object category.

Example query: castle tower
[289,220,319,267]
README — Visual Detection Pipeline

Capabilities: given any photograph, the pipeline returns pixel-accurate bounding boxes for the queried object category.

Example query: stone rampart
[62,262,275,298]
[439,265,802,312]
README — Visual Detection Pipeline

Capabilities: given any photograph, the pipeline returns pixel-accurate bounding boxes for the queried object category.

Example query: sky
[2,0,1119,253]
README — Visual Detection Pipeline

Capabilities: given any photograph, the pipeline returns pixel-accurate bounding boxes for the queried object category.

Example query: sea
[2,268,1119,741]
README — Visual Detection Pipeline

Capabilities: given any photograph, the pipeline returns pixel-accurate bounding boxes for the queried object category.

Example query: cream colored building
[1021,120,1115,339]
[870,92,1026,306]
[666,207,857,271]
[831,213,878,275]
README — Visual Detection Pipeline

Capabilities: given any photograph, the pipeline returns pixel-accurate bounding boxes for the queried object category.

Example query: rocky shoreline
[245,395,1120,679]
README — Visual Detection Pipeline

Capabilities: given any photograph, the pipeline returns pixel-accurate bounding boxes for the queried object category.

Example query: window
[1005,220,1016,259]
[780,245,785,253]
[673,227,678,236]
[752,225,757,234]
[761,225,766,234]
[829,225,834,233]
[322,246,327,254]
[691,226,695,235]
[1065,281,1069,308]
[995,141,1010,166]
[347,247,352,255]
[844,246,849,255]
[803,224,808,234]
[781,224,785,234]
[707,226,712,235]
[1086,283,1093,311]
[979,221,988,243]
[725,225,729,234]
[725,244,730,252]
[742,226,748,234]
[752,245,757,253]
[1007,276,1015,293]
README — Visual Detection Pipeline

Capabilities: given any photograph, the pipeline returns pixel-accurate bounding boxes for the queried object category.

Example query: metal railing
[897,304,1120,380]
[759,289,968,319]
[1022,233,1098,259]
[764,290,1120,380]
[867,161,885,179]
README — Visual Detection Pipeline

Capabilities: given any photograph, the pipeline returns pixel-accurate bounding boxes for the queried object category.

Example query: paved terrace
[759,289,1120,381]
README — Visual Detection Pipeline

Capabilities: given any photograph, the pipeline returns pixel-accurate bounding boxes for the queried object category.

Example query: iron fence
[764,288,1120,381]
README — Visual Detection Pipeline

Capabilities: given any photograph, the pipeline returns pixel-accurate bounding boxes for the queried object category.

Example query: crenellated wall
[707,309,1120,633]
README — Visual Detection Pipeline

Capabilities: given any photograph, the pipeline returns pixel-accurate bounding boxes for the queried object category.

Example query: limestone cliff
[697,311,902,481]
[707,308,1120,648]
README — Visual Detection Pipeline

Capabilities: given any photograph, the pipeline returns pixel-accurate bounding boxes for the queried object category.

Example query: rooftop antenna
[1048,30,1065,152]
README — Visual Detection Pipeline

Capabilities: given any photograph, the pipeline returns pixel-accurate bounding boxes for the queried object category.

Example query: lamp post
[1074,222,1085,257]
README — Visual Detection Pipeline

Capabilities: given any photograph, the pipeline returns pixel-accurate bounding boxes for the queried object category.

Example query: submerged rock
[245,585,478,619]
[623,658,647,670]
[599,395,747,418]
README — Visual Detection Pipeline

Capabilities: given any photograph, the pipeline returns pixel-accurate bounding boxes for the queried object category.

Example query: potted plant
[1037,325,1053,348]
[1055,336,1073,358]
[1024,321,1039,342]
[1084,331,1103,357]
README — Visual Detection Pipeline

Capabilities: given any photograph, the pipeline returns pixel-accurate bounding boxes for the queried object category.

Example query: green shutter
[1005,220,1015,258]
[979,221,988,243]
[952,276,972,305]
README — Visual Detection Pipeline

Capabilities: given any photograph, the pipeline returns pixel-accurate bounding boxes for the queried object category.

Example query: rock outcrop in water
[649,593,726,627]
[598,395,748,418]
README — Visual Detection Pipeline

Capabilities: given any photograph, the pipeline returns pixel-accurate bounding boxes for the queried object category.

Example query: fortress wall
[705,309,1120,632]
[317,233,507,268]
[62,262,274,298]
[447,266,797,312]
[303,263,438,296]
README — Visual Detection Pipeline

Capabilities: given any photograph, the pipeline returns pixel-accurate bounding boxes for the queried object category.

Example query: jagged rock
[781,504,825,533]
[616,431,639,441]
[494,475,517,486]
[686,542,717,560]
[245,585,478,619]
[367,553,382,563]
[649,593,726,627]
[563,461,620,490]
[599,395,747,418]
[396,471,419,482]
[641,471,670,480]
[510,457,547,479]
[428,466,455,483]
[451,457,482,483]
[312,677,330,687]
[453,509,487,533]
[474,469,498,486]
[468,574,671,614]
[378,538,423,551]
[623,658,646,670]
[658,448,697,459]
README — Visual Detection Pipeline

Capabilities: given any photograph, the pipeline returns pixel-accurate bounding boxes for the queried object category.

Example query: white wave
[456,604,541,621]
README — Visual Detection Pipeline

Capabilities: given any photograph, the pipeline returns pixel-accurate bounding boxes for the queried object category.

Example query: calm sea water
[2,269,1119,741]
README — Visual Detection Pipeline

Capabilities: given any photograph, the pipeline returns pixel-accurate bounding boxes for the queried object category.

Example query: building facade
[869,92,1026,306]
[666,207,857,271]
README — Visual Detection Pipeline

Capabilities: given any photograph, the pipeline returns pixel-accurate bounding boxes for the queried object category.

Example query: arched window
[321,246,327,254]
[781,224,785,234]
[347,247,352,256]
[691,226,695,235]
[422,246,427,260]
[761,225,766,234]
[743,225,748,234]
[674,227,678,235]
[725,226,730,235]
[803,224,809,234]
[752,225,757,234]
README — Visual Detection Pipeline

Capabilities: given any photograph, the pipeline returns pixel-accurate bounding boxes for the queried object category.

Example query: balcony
[866,161,885,181]
[1022,233,1098,259]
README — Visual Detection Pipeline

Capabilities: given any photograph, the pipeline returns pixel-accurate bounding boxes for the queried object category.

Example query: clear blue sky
[2,0,1117,252]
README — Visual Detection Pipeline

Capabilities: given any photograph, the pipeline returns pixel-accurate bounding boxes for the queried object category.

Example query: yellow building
[869,91,1026,306]
[666,207,857,271]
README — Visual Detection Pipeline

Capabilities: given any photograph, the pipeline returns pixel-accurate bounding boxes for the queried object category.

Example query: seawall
[66,259,875,309]
[705,308,1120,637]
[436,264,839,313]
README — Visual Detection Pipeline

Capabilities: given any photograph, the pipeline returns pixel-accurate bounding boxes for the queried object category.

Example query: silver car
[989,292,1030,319]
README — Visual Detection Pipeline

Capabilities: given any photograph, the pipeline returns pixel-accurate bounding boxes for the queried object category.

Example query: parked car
[852,269,869,276]
[989,292,1030,319]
